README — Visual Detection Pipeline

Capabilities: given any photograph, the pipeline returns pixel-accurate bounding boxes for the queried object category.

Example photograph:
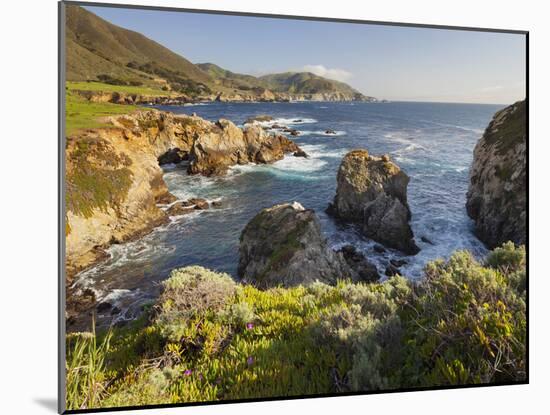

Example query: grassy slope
[66,243,526,410]
[66,5,212,86]
[66,5,372,98]
[259,72,358,95]
[197,63,265,89]
[65,90,140,135]
[199,63,364,96]
[67,81,172,96]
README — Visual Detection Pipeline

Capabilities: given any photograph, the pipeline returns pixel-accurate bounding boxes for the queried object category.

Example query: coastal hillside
[259,72,359,96]
[66,243,526,409]
[66,5,211,93]
[466,100,527,248]
[65,110,307,281]
[199,63,374,101]
[66,5,374,101]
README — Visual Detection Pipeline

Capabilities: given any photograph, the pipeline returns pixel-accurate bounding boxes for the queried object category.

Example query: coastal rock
[166,202,195,217]
[66,110,213,279]
[158,147,188,165]
[385,264,400,277]
[66,109,306,279]
[192,198,209,210]
[328,150,419,254]
[238,202,354,288]
[420,236,434,245]
[166,198,209,216]
[156,192,178,205]
[244,114,273,125]
[466,100,527,248]
[293,149,309,158]
[188,121,304,176]
[337,245,380,283]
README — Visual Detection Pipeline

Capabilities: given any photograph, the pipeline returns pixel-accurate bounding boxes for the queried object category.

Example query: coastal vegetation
[67,81,172,97]
[66,243,526,410]
[66,90,140,135]
[63,4,527,410]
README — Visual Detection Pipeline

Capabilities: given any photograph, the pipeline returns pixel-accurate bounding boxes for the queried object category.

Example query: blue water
[73,101,503,325]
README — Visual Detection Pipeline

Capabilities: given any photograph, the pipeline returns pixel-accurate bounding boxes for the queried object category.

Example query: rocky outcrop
[165,198,210,216]
[328,150,419,254]
[72,89,192,105]
[466,100,527,248]
[66,110,305,279]
[337,245,380,283]
[238,202,361,288]
[188,122,303,176]
[72,88,377,105]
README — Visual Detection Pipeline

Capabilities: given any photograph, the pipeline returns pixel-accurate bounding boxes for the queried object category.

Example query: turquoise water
[72,101,503,326]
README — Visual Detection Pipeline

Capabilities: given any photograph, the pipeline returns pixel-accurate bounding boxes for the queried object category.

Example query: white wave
[249,117,318,128]
[392,143,427,155]
[299,144,348,159]
[419,119,484,134]
[99,288,132,304]
[270,155,327,173]
[183,102,209,107]
[160,163,181,171]
[228,163,259,176]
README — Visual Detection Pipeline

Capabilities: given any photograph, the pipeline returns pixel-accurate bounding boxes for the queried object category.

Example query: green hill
[196,63,264,91]
[66,5,213,94]
[66,5,375,101]
[259,71,358,95]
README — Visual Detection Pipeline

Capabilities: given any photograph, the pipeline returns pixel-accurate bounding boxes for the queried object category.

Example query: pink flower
[247,356,254,366]
[184,369,192,376]
[246,322,254,330]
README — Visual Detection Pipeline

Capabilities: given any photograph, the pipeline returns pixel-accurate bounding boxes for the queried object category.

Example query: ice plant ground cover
[66,243,526,410]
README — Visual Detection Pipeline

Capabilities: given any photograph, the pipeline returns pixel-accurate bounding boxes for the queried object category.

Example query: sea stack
[328,150,420,254]
[466,100,527,248]
[238,202,378,288]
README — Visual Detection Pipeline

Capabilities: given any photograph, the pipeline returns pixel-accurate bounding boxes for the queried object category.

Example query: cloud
[481,85,505,92]
[300,64,353,82]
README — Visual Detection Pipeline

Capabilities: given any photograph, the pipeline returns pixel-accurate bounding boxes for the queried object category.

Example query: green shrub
[66,324,112,410]
[65,244,526,408]
[399,247,526,386]
[66,137,133,218]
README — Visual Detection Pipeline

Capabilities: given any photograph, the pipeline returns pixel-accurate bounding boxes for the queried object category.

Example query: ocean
[71,101,504,327]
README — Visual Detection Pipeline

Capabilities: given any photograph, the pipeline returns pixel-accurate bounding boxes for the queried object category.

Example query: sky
[86,6,526,105]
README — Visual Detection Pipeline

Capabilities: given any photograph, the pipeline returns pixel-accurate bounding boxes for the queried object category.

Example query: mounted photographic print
[59,1,528,412]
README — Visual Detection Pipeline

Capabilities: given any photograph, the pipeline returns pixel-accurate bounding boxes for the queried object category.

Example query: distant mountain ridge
[66,5,376,102]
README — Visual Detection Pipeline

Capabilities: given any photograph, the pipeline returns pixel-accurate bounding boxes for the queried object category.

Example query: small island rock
[328,150,419,254]
[238,202,355,288]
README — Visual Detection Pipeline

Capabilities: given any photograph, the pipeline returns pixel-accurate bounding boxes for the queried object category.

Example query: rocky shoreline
[466,100,527,248]
[67,100,527,330]
[71,88,379,106]
[65,110,308,282]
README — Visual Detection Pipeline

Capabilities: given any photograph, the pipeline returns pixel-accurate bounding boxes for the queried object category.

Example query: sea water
[71,101,503,327]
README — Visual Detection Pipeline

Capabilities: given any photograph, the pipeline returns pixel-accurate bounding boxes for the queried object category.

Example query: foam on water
[71,101,501,329]
[251,117,318,128]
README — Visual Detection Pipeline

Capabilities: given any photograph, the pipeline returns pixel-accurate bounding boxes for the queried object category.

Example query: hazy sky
[86,6,526,105]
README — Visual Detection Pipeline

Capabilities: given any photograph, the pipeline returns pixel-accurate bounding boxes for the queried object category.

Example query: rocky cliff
[238,202,378,287]
[466,100,527,248]
[66,110,305,279]
[328,150,419,254]
[189,122,303,176]
[72,87,373,105]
